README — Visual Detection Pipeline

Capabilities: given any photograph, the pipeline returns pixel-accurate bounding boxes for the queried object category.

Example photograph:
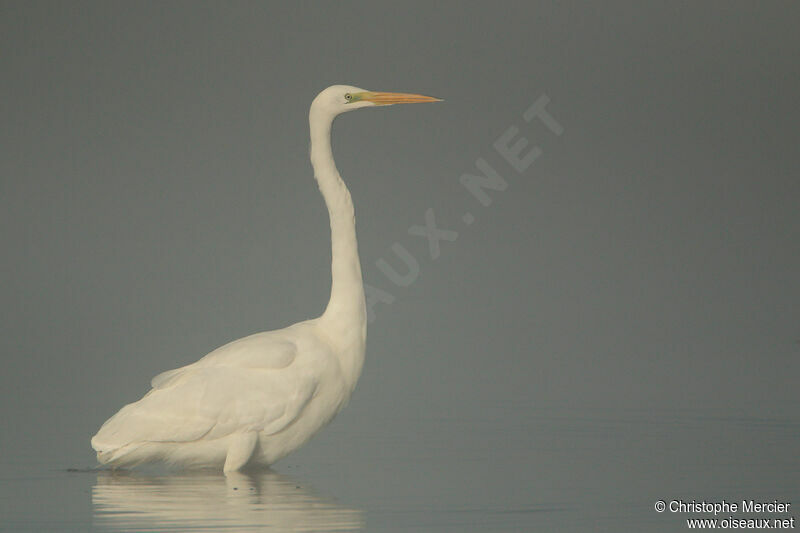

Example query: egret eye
[344,93,352,102]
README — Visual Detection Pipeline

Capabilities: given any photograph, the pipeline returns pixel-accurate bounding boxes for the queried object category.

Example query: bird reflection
[93,469,364,532]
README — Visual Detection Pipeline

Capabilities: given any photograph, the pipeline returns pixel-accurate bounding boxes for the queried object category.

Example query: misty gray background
[1,1,798,531]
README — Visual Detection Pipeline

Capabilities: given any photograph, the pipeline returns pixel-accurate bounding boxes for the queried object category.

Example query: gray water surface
[1,407,797,532]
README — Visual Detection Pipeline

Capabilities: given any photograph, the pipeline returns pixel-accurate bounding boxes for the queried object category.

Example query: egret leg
[223,432,258,473]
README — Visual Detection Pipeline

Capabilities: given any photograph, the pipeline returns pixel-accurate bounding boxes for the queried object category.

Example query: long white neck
[309,105,366,382]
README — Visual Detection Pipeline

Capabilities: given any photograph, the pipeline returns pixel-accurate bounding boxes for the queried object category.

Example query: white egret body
[91,85,440,472]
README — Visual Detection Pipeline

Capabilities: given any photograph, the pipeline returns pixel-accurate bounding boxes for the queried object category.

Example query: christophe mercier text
[670,500,791,515]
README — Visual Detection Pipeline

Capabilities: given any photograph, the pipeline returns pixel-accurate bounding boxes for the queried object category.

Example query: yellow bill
[356,91,442,106]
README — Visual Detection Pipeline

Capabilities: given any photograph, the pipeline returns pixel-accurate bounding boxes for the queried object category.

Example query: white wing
[150,332,297,389]
[92,329,323,454]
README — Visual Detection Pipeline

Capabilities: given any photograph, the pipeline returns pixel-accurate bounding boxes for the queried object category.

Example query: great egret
[91,85,440,472]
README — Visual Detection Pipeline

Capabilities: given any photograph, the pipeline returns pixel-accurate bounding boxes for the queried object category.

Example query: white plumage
[91,85,440,472]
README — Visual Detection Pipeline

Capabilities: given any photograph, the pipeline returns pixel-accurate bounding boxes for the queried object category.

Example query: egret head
[311,85,441,119]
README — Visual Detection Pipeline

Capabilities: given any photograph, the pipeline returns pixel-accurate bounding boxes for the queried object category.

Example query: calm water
[1,407,797,532]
